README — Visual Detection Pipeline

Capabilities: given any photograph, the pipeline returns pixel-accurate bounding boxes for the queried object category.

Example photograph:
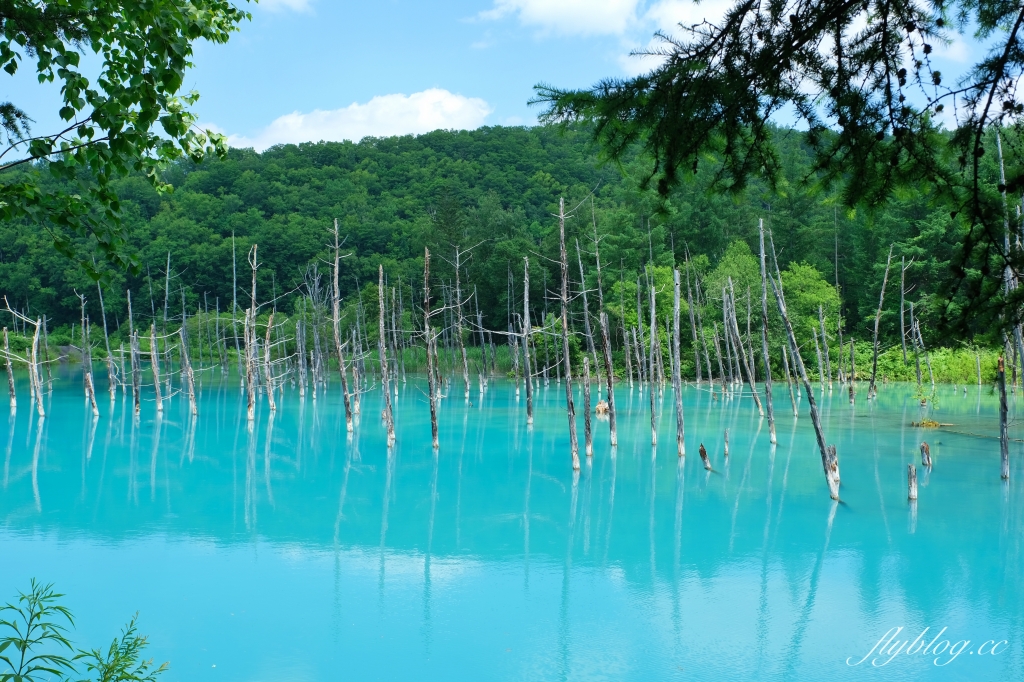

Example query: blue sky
[6,0,980,151]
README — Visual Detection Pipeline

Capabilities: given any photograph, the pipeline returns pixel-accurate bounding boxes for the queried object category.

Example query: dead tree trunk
[453,248,471,400]
[999,356,1010,480]
[150,324,162,412]
[378,265,396,444]
[30,319,44,417]
[782,344,797,416]
[599,312,617,446]
[728,278,764,416]
[819,306,832,390]
[96,282,116,400]
[672,268,686,456]
[648,285,658,445]
[576,239,600,390]
[900,256,908,363]
[849,339,856,405]
[3,328,14,409]
[768,233,840,500]
[424,248,439,449]
[264,313,277,412]
[908,464,918,500]
[758,221,777,443]
[868,245,894,398]
[685,265,702,384]
[523,257,534,425]
[331,220,354,431]
[559,198,580,470]
[179,324,197,416]
[813,328,825,392]
[583,356,593,456]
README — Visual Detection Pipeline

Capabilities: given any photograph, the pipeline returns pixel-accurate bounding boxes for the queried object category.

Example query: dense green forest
[0,124,996,372]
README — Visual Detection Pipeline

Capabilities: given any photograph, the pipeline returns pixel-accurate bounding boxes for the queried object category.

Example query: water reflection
[1,372,1022,681]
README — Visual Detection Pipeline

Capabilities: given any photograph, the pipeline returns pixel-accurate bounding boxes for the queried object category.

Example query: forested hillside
[0,124,976,352]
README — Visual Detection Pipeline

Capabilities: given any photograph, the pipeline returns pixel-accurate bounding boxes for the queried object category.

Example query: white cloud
[480,0,641,36]
[224,89,494,150]
[644,0,732,31]
[257,0,313,12]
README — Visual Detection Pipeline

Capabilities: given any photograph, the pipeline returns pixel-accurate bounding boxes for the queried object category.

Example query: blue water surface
[1,369,1022,681]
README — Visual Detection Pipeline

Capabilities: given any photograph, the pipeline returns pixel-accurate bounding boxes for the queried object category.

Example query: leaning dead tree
[3,297,45,417]
[767,232,840,500]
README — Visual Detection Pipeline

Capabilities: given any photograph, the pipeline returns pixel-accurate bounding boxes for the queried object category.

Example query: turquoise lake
[2,370,1022,681]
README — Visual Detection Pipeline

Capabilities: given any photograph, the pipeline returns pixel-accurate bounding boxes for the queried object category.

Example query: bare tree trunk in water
[758,221,776,444]
[672,268,685,456]
[599,312,617,446]
[868,245,894,398]
[999,356,1009,480]
[768,233,840,500]
[424,248,439,449]
[583,357,593,456]
[378,265,395,445]
[558,198,580,470]
[523,257,533,425]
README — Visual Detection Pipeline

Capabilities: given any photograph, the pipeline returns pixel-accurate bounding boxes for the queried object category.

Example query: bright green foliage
[0,580,75,682]
[1,582,165,682]
[780,261,841,347]
[0,0,250,279]
[76,616,167,682]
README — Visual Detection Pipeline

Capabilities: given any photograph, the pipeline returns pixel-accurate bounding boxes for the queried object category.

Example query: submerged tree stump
[699,443,712,471]
[908,464,918,500]
[920,442,932,468]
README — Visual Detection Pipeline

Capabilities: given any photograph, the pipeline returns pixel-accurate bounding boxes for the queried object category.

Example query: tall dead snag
[3,328,14,409]
[819,306,832,390]
[424,248,439,449]
[378,265,396,445]
[583,357,593,456]
[30,318,44,417]
[179,324,197,416]
[728,278,764,416]
[79,294,99,416]
[150,324,162,412]
[558,198,580,470]
[768,233,840,500]
[813,328,825,391]
[868,244,894,399]
[576,239,600,390]
[648,285,658,445]
[523,257,534,425]
[264,313,277,412]
[758,221,776,444]
[693,273,713,384]
[244,310,255,420]
[127,291,140,415]
[599,312,617,446]
[452,246,471,400]
[331,220,354,431]
[999,356,1009,480]
[96,282,116,400]
[672,268,685,456]
[685,264,702,384]
[245,245,259,421]
[849,339,856,404]
[900,256,908,363]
